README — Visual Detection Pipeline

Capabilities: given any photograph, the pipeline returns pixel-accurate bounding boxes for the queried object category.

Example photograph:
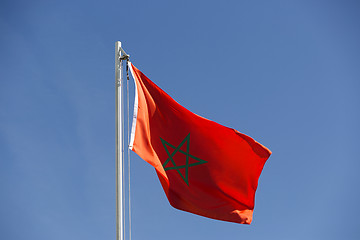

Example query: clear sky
[1,0,359,239]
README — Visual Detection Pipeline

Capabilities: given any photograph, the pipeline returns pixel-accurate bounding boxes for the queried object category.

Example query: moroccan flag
[128,62,271,224]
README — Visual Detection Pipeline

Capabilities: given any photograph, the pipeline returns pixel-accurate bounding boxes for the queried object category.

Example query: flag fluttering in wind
[128,62,271,224]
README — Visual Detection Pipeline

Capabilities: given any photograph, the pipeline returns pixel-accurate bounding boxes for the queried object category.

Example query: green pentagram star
[160,133,207,185]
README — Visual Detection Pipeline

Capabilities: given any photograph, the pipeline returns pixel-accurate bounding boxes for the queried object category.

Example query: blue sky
[1,0,359,239]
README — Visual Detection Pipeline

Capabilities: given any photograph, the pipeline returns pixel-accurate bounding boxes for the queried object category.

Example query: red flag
[128,62,271,224]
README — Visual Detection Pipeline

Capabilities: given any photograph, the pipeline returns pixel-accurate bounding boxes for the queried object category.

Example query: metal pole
[115,41,123,240]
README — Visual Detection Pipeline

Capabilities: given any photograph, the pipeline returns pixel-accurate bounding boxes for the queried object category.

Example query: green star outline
[160,133,207,185]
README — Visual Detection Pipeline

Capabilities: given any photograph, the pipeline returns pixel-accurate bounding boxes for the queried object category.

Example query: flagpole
[115,41,124,240]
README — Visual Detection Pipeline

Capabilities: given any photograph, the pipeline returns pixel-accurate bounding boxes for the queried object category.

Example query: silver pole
[115,41,124,240]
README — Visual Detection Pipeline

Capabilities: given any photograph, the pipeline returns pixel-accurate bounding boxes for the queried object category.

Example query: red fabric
[130,63,271,224]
